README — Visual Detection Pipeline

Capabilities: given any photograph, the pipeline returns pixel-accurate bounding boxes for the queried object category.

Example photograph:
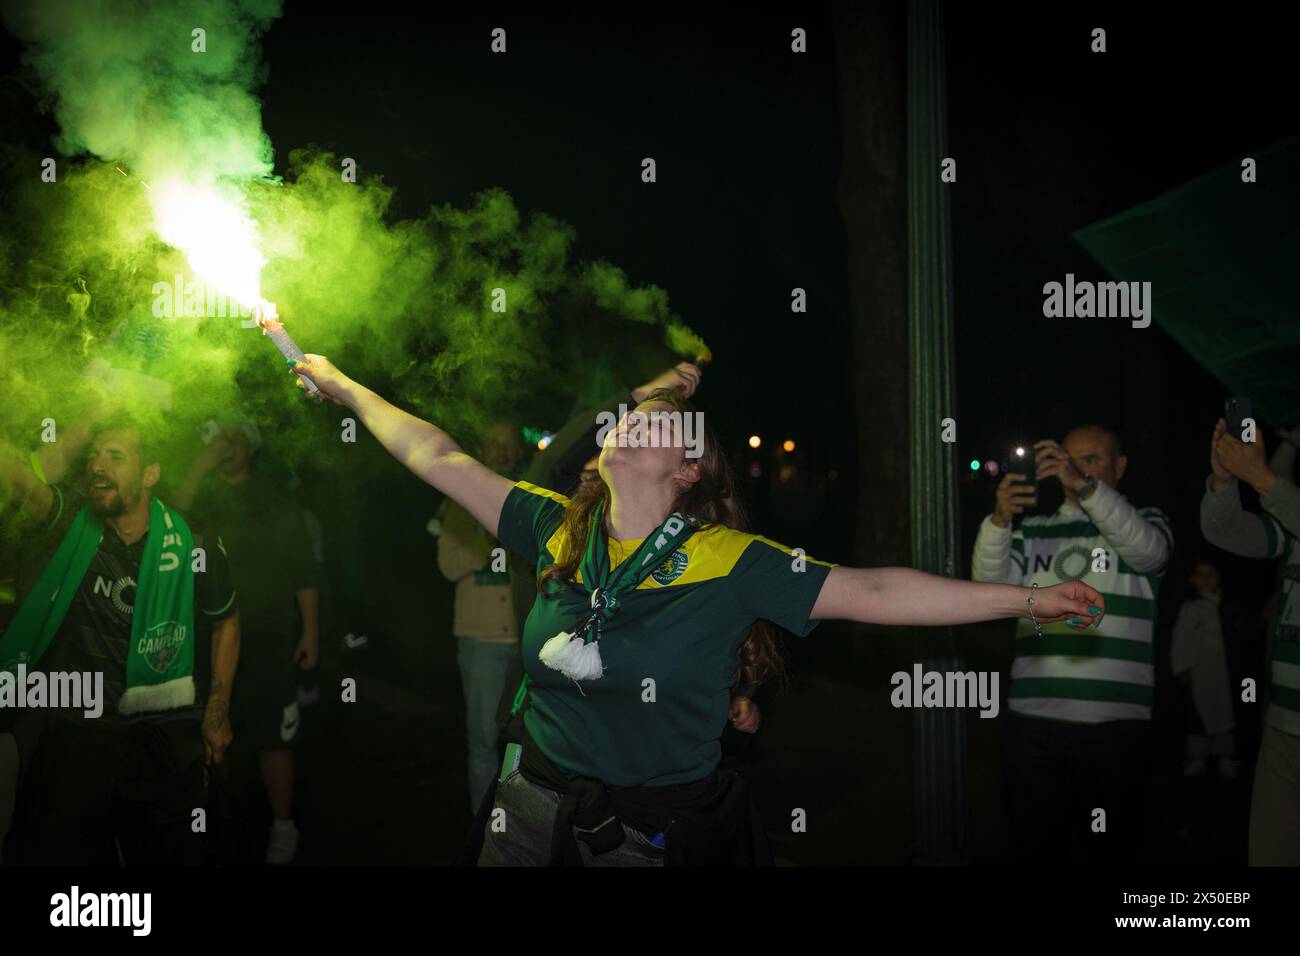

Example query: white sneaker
[1182,757,1207,777]
[1218,758,1240,780]
[266,819,299,865]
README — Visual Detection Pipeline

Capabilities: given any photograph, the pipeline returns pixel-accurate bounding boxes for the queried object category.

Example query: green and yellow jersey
[497,480,835,787]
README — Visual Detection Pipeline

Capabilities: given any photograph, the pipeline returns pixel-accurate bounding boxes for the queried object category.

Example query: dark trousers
[11,713,207,865]
[1002,713,1151,865]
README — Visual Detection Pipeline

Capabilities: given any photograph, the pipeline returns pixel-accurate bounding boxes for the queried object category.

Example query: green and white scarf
[538,500,698,681]
[0,497,197,715]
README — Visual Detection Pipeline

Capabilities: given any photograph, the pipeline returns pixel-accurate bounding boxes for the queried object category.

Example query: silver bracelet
[1027,583,1044,638]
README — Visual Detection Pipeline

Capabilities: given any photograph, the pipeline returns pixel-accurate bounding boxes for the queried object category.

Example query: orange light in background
[748,435,762,449]
[782,439,795,453]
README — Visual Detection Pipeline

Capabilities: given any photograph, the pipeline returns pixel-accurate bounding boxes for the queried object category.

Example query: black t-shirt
[191,471,319,655]
[17,485,237,723]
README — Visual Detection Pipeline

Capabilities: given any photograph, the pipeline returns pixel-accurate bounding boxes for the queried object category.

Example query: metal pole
[907,0,968,866]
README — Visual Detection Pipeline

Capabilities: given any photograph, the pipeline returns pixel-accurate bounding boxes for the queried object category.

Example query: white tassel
[118,675,196,715]
[539,630,605,681]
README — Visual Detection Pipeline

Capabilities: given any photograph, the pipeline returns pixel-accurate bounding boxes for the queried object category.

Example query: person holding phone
[1201,417,1300,865]
[283,352,1104,866]
[972,424,1172,864]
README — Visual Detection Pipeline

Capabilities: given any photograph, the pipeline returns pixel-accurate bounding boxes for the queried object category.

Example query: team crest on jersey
[651,548,689,585]
[138,621,187,674]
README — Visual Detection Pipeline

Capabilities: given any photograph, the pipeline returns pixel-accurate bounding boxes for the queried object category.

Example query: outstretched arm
[291,355,514,537]
[0,442,55,531]
[811,566,1104,629]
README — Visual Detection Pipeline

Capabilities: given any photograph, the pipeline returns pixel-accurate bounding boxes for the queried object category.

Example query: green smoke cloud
[2,0,280,184]
[0,0,708,497]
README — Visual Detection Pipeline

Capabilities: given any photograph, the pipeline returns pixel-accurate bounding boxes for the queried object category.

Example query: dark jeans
[456,637,517,815]
[12,713,206,865]
[1002,713,1151,865]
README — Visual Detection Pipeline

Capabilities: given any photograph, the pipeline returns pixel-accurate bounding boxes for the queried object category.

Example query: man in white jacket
[971,424,1172,864]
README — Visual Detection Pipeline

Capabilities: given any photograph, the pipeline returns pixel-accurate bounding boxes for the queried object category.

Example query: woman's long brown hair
[538,388,788,696]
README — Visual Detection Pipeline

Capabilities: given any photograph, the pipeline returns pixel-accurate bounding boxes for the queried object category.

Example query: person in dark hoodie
[286,351,1104,866]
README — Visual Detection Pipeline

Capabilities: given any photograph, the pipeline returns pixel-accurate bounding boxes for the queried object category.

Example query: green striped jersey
[1261,525,1300,736]
[996,502,1171,723]
[1199,477,1300,737]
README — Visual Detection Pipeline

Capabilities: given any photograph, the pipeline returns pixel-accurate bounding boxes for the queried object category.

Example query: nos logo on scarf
[651,548,689,585]
[139,621,187,674]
